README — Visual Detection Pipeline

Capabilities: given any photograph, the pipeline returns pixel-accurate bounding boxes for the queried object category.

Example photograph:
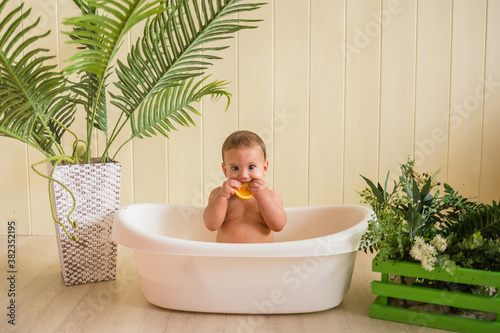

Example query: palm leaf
[120,76,229,139]
[69,71,108,133]
[71,0,94,15]
[108,0,264,151]
[63,0,167,161]
[0,0,75,156]
[64,0,166,78]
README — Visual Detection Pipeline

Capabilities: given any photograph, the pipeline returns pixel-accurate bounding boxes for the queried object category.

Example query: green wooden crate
[369,254,500,333]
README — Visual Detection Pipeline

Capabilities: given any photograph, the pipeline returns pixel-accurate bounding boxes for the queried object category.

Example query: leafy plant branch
[0,0,265,239]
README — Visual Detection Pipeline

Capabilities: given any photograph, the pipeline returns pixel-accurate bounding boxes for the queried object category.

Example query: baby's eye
[249,165,256,170]
[231,166,239,171]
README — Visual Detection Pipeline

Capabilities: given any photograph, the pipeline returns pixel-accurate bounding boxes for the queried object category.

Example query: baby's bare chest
[225,197,264,224]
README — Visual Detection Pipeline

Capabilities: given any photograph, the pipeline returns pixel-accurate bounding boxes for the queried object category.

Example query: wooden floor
[0,236,451,333]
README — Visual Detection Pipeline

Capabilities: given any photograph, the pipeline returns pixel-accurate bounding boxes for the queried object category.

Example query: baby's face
[222,146,268,183]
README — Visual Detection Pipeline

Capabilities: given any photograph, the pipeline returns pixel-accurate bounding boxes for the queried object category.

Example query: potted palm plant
[0,0,264,285]
[358,159,500,333]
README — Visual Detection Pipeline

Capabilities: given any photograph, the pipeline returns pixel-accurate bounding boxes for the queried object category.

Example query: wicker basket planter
[48,159,121,286]
[370,254,500,333]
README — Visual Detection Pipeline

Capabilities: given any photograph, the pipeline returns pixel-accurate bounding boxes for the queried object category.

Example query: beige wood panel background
[414,0,452,181]
[379,0,416,182]
[448,0,487,198]
[343,0,381,204]
[481,0,500,202]
[1,0,499,236]
[309,0,345,206]
[273,0,310,207]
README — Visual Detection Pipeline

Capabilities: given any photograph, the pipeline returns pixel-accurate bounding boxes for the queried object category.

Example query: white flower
[431,234,447,252]
[409,246,420,260]
[410,236,437,271]
[486,287,498,297]
[410,237,424,260]
[422,243,437,258]
[414,236,425,246]
[421,256,436,271]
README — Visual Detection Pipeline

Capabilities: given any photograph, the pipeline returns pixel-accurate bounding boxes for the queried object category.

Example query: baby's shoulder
[268,188,284,205]
[208,187,222,198]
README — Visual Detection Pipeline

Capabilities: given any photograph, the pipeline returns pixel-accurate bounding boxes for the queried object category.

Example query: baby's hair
[222,130,267,161]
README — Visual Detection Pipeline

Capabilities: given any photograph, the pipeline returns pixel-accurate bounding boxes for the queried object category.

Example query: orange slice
[234,182,253,199]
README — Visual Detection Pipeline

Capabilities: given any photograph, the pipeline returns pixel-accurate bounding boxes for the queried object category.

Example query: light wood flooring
[0,236,452,333]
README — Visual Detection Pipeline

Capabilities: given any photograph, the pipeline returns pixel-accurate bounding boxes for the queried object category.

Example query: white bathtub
[111,203,372,314]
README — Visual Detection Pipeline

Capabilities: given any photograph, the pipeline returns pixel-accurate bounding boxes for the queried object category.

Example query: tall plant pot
[48,159,121,286]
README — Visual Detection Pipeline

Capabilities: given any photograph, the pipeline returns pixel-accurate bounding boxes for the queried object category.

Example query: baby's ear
[222,162,228,178]
[263,160,269,175]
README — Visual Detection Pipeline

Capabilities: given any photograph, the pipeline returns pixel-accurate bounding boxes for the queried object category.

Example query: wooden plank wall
[1,0,499,235]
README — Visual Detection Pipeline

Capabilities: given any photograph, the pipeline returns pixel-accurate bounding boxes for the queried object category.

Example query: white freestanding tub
[111,203,372,314]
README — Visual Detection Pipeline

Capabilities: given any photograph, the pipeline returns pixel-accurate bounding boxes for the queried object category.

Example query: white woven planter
[48,159,121,286]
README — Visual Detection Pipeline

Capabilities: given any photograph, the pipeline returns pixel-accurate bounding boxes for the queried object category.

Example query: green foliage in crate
[358,158,500,275]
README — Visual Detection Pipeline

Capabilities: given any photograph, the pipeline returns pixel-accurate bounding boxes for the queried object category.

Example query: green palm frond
[69,72,108,133]
[64,0,166,77]
[0,0,75,156]
[444,200,500,241]
[0,0,265,240]
[107,0,263,155]
[71,0,94,16]
[126,76,229,138]
[1,0,264,162]
[63,0,168,162]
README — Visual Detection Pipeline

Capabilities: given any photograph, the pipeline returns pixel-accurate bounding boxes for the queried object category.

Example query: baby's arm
[203,180,240,231]
[248,180,287,232]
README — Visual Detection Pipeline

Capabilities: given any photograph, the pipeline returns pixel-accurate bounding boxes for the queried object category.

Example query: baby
[203,130,287,243]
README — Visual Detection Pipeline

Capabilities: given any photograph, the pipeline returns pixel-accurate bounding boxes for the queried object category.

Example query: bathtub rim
[111,203,373,258]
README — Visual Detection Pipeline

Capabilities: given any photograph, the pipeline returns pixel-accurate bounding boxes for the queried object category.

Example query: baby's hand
[247,179,269,199]
[218,179,241,200]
